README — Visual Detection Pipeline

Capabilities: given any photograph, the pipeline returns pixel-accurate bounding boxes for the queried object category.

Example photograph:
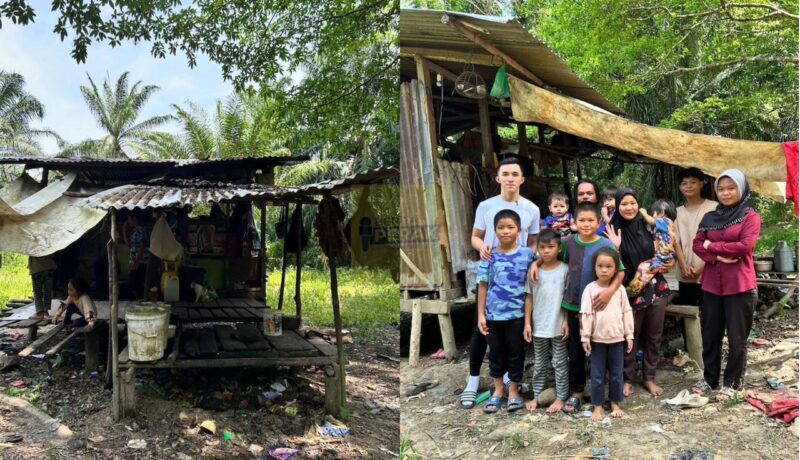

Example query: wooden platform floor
[2,298,267,327]
[119,329,342,369]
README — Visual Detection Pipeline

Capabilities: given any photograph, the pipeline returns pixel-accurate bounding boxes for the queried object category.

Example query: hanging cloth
[285,205,308,254]
[149,215,183,262]
[783,141,798,216]
[314,195,349,259]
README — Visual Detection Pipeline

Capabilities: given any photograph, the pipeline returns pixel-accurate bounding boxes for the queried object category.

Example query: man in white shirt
[460,157,540,409]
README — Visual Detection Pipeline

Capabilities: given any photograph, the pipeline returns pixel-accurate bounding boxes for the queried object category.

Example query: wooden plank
[120,355,335,369]
[197,308,214,321]
[236,323,270,351]
[478,96,493,167]
[0,320,19,328]
[196,328,219,355]
[216,298,235,307]
[444,16,545,87]
[214,325,248,351]
[665,304,700,318]
[9,318,46,329]
[307,336,337,357]
[224,308,243,319]
[400,298,453,315]
[266,330,316,352]
[187,308,200,321]
[243,298,264,308]
[409,300,422,366]
[46,329,81,356]
[18,324,66,357]
[211,308,230,320]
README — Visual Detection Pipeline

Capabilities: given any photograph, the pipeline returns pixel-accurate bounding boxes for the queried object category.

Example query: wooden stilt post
[260,201,267,299]
[278,205,289,311]
[326,195,346,412]
[294,204,303,323]
[109,210,122,420]
[561,156,571,198]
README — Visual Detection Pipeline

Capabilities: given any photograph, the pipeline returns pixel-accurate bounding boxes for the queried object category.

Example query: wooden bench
[665,303,703,371]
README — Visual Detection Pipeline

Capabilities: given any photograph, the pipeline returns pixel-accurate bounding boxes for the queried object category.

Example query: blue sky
[0,9,232,155]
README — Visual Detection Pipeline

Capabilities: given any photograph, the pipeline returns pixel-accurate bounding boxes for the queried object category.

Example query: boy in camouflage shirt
[477,209,536,413]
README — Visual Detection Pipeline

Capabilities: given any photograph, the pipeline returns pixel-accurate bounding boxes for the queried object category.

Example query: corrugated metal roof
[292,166,399,195]
[0,155,310,184]
[76,166,399,210]
[400,8,622,115]
[77,181,312,210]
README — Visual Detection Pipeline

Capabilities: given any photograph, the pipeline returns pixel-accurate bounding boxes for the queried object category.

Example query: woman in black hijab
[606,189,673,398]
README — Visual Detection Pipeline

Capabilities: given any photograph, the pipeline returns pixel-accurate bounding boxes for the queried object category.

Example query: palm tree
[60,72,173,159]
[0,71,59,157]
[149,92,295,160]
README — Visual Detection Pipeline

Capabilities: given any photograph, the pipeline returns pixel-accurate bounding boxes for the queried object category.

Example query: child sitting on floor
[627,199,677,295]
[540,192,575,238]
[477,209,536,414]
[581,248,634,421]
[52,277,97,331]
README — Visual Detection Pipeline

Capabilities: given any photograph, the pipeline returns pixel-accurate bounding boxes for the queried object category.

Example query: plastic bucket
[126,306,169,361]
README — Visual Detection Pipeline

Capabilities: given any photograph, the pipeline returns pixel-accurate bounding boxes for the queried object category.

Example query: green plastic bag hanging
[490,64,511,100]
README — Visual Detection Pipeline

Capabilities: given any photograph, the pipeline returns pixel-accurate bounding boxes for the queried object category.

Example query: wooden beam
[259,201,267,296]
[414,55,459,83]
[401,47,502,68]
[278,205,288,311]
[478,97,493,167]
[442,15,545,87]
[293,203,302,323]
[325,199,347,410]
[517,123,528,157]
[109,209,121,420]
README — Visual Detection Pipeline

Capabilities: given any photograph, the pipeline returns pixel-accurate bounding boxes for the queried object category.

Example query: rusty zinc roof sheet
[291,166,398,195]
[400,8,622,114]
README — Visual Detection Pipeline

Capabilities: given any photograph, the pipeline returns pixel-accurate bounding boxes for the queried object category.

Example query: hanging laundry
[783,141,798,216]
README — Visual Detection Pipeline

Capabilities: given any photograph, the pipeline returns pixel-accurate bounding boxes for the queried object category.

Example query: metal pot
[754,260,773,272]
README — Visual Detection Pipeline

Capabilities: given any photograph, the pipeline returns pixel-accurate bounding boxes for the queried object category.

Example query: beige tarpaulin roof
[508,76,786,201]
[0,174,107,256]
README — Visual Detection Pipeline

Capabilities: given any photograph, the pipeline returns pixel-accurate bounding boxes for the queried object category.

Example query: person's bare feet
[29,311,47,320]
[623,382,634,397]
[610,402,625,418]
[642,380,663,397]
[547,399,565,413]
[526,399,539,412]
[591,405,604,421]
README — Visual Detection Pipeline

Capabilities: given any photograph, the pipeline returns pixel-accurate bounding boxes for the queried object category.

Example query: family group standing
[464,158,761,418]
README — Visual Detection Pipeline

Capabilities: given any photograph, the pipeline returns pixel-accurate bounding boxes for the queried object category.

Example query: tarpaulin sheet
[0,173,77,216]
[0,174,106,256]
[508,76,786,201]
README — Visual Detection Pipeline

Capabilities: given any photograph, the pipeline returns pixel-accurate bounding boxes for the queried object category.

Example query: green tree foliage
[512,0,798,139]
[0,71,59,157]
[145,92,295,160]
[0,0,399,165]
[60,72,173,158]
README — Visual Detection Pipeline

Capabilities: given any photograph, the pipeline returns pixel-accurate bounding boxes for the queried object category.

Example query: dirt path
[400,311,799,459]
[0,325,399,459]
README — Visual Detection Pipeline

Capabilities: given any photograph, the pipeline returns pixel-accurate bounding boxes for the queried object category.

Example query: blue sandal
[483,396,503,414]
[507,397,524,412]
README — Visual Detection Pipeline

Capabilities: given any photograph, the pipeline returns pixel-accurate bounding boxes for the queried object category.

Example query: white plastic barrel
[126,305,169,361]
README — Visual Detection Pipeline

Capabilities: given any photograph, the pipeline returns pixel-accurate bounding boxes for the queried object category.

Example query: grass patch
[0,252,32,311]
[265,266,398,335]
[0,254,399,334]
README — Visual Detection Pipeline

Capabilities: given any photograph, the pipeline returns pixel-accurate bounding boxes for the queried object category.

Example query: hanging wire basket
[455,70,487,99]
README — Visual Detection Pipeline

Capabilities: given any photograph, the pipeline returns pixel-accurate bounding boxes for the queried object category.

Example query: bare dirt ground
[401,303,799,459]
[0,325,399,459]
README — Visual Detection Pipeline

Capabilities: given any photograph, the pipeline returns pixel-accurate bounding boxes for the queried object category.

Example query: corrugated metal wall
[437,159,473,274]
[400,81,442,289]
